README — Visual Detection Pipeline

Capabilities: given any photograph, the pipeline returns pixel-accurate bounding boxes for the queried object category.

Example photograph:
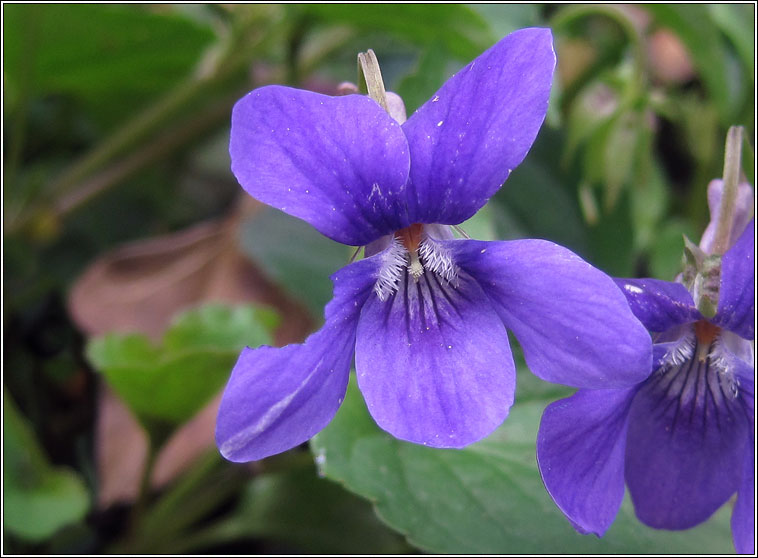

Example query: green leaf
[3,390,90,541]
[585,190,636,276]
[2,4,215,128]
[302,4,492,60]
[234,465,411,554]
[649,218,698,281]
[468,3,541,38]
[644,5,743,124]
[459,202,499,241]
[492,128,589,255]
[708,4,755,77]
[311,377,736,554]
[395,44,448,115]
[239,207,352,318]
[86,303,275,427]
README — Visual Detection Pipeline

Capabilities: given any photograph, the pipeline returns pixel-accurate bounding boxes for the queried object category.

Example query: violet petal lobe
[613,278,700,333]
[230,85,411,246]
[624,345,753,529]
[699,179,754,254]
[354,269,516,448]
[537,387,637,537]
[732,432,755,555]
[449,239,652,389]
[215,257,379,462]
[713,219,754,339]
[401,28,555,225]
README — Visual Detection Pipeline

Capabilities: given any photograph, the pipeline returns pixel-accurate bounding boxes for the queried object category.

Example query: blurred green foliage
[3,4,753,554]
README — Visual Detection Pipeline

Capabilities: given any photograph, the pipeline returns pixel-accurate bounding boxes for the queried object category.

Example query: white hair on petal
[662,332,695,368]
[709,336,746,399]
[419,237,459,286]
[374,238,407,301]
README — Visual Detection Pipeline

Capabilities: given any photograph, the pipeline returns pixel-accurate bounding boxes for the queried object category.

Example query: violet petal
[699,179,754,254]
[732,433,755,555]
[613,278,700,333]
[401,28,555,224]
[450,239,652,388]
[537,387,637,536]
[714,219,754,339]
[354,269,515,447]
[624,342,753,529]
[230,85,411,246]
[215,257,379,461]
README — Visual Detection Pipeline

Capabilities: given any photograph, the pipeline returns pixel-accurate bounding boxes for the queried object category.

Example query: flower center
[694,320,721,362]
[655,322,740,405]
[374,224,459,301]
[395,223,424,252]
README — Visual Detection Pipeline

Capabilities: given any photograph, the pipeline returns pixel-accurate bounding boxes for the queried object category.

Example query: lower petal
[355,269,515,448]
[732,434,755,555]
[450,239,652,389]
[537,388,637,537]
[625,343,753,529]
[215,258,379,462]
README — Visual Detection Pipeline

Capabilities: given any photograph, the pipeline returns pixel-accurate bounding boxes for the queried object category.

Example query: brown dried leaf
[79,196,315,508]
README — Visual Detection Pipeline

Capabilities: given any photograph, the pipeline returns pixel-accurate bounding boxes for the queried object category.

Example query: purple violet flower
[215,28,652,462]
[536,180,755,552]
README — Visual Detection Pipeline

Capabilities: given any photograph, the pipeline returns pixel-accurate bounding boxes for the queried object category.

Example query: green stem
[53,93,238,217]
[711,126,743,255]
[129,438,158,541]
[4,6,284,236]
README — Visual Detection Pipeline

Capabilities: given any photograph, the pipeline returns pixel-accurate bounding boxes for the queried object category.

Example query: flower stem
[711,126,744,255]
[129,438,158,545]
[357,49,389,112]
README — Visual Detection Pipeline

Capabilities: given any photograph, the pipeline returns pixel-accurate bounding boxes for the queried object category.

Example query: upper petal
[613,278,700,333]
[215,257,379,462]
[624,339,753,529]
[401,28,555,224]
[699,179,754,254]
[537,387,637,537]
[355,268,515,448]
[713,219,754,339]
[450,239,652,389]
[230,85,411,245]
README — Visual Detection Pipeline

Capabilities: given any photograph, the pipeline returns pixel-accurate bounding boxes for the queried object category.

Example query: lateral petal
[450,239,652,388]
[613,278,700,333]
[215,257,379,461]
[537,387,637,536]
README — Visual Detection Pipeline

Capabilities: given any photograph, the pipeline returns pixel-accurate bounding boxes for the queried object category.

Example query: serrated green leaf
[311,377,735,554]
[2,4,215,128]
[86,303,275,427]
[3,390,90,542]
